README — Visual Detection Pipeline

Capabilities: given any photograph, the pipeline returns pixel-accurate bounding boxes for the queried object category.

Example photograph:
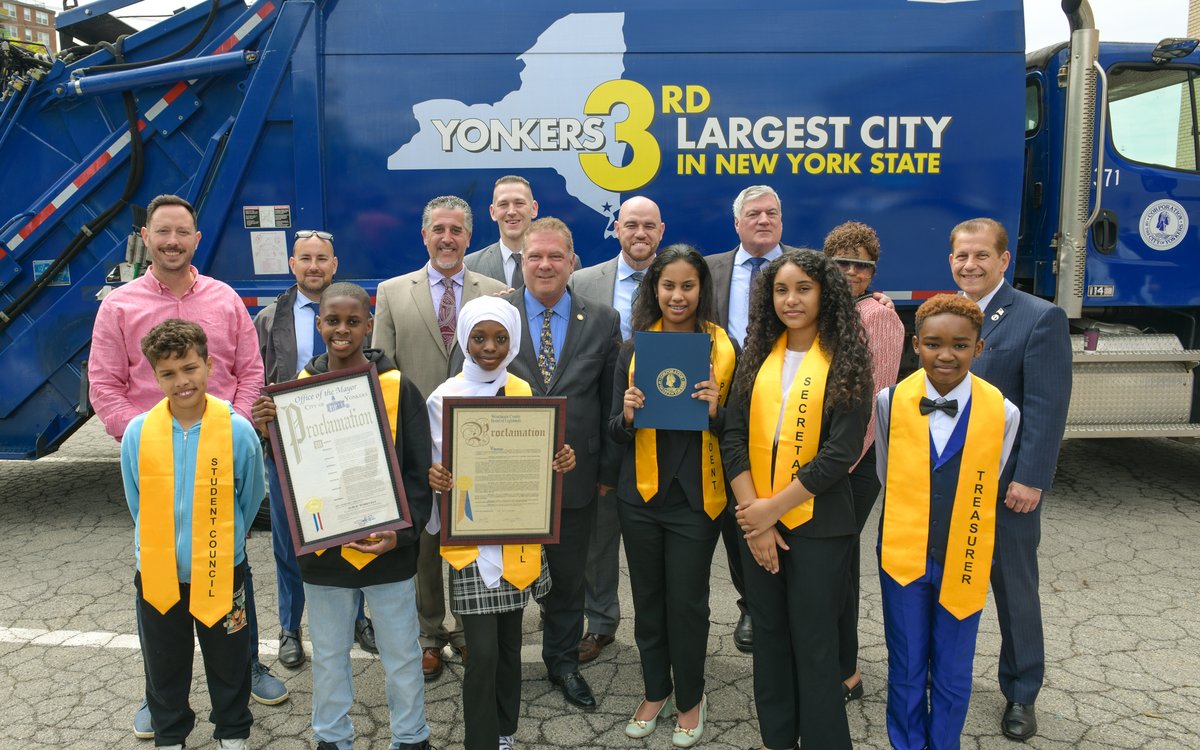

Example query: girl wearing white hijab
[427,296,575,750]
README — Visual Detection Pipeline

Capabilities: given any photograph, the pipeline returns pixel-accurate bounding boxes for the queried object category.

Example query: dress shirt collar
[524,287,571,321]
[616,253,645,281]
[734,244,783,267]
[147,265,201,296]
[971,280,1005,313]
[925,372,973,406]
[426,262,465,288]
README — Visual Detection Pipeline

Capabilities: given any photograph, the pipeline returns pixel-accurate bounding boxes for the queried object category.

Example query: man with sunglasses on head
[254,230,378,672]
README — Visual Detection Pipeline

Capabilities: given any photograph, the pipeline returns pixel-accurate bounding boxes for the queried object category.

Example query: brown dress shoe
[453,644,468,664]
[578,632,615,663]
[421,647,444,681]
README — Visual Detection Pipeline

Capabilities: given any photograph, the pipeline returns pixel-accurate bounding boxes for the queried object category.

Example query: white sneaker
[217,739,248,750]
[498,736,515,750]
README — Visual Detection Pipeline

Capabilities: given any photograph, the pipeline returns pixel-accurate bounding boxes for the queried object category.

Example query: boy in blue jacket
[120,319,265,750]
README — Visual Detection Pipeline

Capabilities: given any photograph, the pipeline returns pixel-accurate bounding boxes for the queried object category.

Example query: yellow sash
[441,374,543,590]
[748,333,830,529]
[881,371,1003,619]
[304,367,402,570]
[630,322,736,519]
[138,394,235,627]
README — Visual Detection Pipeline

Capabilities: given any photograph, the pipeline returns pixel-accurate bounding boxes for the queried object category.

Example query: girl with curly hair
[611,244,735,748]
[721,249,873,750]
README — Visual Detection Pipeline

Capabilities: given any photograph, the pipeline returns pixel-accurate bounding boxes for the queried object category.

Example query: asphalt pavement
[1,419,1197,749]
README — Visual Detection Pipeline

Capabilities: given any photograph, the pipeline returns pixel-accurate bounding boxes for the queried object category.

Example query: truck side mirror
[1152,38,1198,65]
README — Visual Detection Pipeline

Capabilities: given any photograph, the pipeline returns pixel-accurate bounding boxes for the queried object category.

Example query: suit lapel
[411,275,446,353]
[513,296,542,394]
[549,294,586,391]
[980,282,1016,342]
[604,258,618,299]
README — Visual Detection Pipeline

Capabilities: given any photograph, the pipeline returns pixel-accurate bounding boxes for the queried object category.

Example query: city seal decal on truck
[1139,199,1189,251]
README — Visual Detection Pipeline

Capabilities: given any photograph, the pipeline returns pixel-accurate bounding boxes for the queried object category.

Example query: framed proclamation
[265,362,412,555]
[440,396,566,546]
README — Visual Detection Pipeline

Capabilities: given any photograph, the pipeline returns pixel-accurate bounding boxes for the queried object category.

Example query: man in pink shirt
[89,194,289,741]
[90,198,262,439]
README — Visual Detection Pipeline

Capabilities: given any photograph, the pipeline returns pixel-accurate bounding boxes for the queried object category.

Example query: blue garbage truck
[0,0,1196,459]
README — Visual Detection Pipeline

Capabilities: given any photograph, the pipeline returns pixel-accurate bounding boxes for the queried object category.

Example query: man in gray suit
[569,196,665,663]
[948,218,1071,741]
[703,184,798,652]
[505,217,622,709]
[465,175,579,285]
[373,196,508,681]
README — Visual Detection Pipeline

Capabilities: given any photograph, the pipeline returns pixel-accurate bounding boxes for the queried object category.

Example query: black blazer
[607,343,728,513]
[721,363,869,539]
[504,289,622,508]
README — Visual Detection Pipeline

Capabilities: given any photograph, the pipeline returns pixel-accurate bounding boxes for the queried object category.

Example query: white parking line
[0,627,540,662]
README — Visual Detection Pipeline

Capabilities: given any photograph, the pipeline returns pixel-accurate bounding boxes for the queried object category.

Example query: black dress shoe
[549,670,597,709]
[278,628,305,669]
[1001,701,1037,741]
[734,612,753,653]
[355,618,378,654]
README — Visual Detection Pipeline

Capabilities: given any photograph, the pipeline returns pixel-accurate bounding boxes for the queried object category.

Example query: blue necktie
[306,301,325,356]
[746,256,768,304]
[630,271,645,308]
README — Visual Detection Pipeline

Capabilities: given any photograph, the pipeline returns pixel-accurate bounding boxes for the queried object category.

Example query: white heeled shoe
[624,694,674,738]
[672,693,706,748]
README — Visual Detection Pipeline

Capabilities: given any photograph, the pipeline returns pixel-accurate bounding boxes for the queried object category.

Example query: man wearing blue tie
[947,218,1072,742]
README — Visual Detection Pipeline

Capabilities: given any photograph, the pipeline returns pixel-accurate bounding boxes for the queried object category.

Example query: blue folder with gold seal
[633,331,709,431]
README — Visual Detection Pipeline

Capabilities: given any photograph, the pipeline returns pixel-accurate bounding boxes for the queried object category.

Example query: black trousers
[837,450,881,680]
[462,609,523,749]
[720,510,749,613]
[619,486,721,713]
[742,533,853,750]
[135,564,253,747]
[541,501,595,676]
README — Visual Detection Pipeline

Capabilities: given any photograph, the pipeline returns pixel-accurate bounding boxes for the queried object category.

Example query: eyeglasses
[834,257,876,272]
[295,230,334,241]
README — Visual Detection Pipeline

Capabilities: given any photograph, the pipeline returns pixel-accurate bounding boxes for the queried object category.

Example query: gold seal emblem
[656,368,687,397]
[304,497,324,514]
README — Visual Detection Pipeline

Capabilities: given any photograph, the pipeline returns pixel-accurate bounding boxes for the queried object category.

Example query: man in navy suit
[948,218,1072,742]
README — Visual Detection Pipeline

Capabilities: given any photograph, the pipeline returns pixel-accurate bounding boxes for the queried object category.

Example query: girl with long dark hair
[611,244,736,748]
[722,249,873,750]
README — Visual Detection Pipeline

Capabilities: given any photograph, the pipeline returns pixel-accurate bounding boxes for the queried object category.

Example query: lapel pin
[577,313,584,321]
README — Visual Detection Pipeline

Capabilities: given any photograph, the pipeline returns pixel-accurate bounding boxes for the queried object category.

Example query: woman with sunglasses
[823,221,905,704]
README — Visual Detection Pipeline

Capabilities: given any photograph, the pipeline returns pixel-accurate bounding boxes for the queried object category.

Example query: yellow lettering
[580,80,660,191]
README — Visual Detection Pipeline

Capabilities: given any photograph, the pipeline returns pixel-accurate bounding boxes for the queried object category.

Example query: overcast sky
[1025,0,1188,51]
[109,0,1191,51]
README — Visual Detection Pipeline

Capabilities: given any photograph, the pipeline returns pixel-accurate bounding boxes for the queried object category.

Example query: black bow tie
[919,397,958,417]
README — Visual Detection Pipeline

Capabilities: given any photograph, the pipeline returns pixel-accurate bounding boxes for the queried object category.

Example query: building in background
[0,0,56,54]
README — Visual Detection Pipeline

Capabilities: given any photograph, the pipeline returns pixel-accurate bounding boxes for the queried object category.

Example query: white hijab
[424,298,523,591]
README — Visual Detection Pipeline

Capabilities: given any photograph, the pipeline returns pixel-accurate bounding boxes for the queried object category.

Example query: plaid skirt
[449,552,552,616]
